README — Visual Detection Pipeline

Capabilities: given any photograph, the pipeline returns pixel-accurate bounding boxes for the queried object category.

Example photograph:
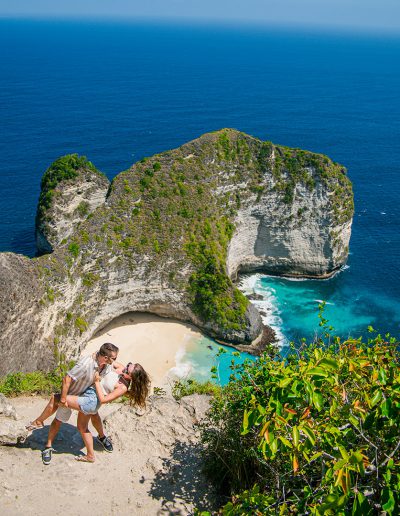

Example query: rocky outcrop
[0,253,49,373]
[104,394,215,513]
[0,394,28,445]
[35,154,110,254]
[0,129,353,375]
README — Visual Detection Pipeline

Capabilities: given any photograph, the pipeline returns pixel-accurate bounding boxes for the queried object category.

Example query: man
[28,342,118,465]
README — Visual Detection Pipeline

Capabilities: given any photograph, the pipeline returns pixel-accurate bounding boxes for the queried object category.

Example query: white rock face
[36,165,110,254]
[0,394,28,445]
[227,172,352,278]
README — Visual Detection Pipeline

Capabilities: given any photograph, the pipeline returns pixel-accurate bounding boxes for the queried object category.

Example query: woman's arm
[94,375,127,404]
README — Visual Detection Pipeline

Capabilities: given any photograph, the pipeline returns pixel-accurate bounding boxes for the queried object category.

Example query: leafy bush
[68,242,80,258]
[76,200,90,217]
[0,371,62,396]
[75,317,88,333]
[201,334,400,515]
[172,378,222,400]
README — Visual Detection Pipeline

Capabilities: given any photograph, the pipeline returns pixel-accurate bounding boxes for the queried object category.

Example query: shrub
[76,201,90,217]
[0,371,61,396]
[75,317,88,333]
[201,335,400,515]
[172,379,222,400]
[68,242,80,258]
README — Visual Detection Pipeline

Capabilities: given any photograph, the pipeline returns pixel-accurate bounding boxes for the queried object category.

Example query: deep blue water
[1,19,400,349]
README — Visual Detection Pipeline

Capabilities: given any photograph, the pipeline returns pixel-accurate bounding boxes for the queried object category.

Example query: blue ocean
[1,19,399,380]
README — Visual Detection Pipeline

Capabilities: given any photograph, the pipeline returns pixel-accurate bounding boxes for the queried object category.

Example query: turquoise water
[177,336,254,386]
[240,272,400,354]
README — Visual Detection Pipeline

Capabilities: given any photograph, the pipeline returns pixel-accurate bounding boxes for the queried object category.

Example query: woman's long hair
[127,363,151,408]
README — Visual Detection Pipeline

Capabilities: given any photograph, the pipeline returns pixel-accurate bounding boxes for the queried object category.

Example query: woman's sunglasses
[123,362,132,374]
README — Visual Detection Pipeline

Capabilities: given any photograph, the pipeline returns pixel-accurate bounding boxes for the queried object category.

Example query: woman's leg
[76,412,95,461]
[29,393,61,427]
[65,395,81,411]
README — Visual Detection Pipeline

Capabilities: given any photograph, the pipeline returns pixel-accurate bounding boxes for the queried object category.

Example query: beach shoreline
[83,312,204,390]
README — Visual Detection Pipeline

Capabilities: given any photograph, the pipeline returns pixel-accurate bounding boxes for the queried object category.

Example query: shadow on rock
[148,439,216,514]
[19,423,88,456]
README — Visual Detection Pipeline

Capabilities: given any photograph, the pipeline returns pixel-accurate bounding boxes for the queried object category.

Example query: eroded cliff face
[227,166,352,278]
[35,154,110,254]
[0,130,353,375]
[0,253,47,374]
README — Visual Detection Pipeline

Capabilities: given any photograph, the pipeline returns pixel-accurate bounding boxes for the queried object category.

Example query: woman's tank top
[100,370,120,395]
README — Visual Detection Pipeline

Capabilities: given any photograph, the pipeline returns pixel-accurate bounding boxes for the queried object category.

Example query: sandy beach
[83,312,204,390]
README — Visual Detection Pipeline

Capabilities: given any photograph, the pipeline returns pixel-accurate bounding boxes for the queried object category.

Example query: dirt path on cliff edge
[0,394,216,516]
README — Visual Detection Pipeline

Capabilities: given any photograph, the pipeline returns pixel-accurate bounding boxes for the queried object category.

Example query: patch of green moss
[75,316,88,334]
[68,242,80,258]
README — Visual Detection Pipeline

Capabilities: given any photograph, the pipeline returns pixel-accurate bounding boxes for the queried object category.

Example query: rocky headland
[0,129,353,376]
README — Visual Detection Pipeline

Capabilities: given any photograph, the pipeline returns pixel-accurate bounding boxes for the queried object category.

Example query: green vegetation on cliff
[185,217,248,330]
[0,371,62,396]
[199,331,400,515]
[37,154,102,220]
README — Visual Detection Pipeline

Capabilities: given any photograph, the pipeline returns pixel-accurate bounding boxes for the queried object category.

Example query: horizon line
[1,14,400,37]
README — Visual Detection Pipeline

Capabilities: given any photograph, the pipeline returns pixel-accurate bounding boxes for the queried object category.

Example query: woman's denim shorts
[77,386,101,415]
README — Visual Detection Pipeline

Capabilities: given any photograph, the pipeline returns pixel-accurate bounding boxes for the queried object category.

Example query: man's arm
[59,375,72,406]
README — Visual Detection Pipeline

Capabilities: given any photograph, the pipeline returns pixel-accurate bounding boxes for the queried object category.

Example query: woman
[28,361,151,463]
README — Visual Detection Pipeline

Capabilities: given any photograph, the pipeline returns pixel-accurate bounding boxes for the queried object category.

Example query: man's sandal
[97,435,113,453]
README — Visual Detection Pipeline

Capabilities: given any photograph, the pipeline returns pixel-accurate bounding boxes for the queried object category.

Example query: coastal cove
[1,20,400,362]
[83,312,253,388]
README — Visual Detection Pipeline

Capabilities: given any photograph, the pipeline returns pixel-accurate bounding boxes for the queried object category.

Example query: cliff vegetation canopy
[200,328,400,515]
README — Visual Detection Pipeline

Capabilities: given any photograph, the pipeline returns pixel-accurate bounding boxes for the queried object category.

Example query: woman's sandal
[25,421,44,431]
[75,455,95,463]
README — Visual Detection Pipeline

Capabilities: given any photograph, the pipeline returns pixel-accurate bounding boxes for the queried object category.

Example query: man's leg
[90,413,105,438]
[41,417,62,465]
[91,413,113,452]
[45,418,62,448]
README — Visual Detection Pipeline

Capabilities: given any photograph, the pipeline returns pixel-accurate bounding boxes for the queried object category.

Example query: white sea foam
[238,273,264,294]
[239,273,287,348]
[167,344,193,380]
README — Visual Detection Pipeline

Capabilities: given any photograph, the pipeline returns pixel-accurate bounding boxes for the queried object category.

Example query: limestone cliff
[0,130,353,375]
[35,154,110,254]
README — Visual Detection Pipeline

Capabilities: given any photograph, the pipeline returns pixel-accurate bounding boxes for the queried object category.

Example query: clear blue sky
[0,0,399,32]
